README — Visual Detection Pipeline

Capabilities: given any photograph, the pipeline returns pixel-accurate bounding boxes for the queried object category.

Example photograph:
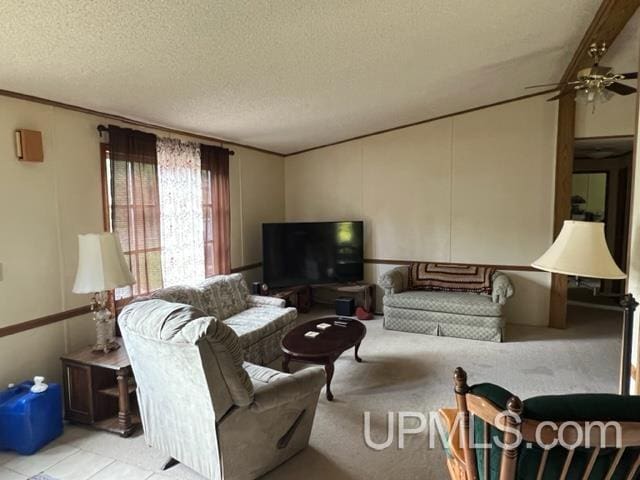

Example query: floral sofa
[143,273,297,365]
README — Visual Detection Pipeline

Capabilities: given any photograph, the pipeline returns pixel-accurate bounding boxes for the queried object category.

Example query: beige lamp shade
[532,220,626,279]
[72,233,135,293]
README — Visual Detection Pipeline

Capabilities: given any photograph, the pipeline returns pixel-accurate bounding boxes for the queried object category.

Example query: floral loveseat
[142,273,297,365]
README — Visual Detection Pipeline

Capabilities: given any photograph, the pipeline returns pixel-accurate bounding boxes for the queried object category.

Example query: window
[202,166,215,278]
[101,125,231,301]
[101,142,163,300]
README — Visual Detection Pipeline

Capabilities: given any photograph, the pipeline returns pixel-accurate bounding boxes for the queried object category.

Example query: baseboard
[567,300,623,312]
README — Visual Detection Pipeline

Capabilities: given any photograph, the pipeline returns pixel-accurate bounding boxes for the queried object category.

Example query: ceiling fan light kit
[576,84,614,113]
[525,42,637,112]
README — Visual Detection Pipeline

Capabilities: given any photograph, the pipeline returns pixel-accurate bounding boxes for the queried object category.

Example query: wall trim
[575,134,635,141]
[0,305,92,339]
[364,258,537,272]
[285,89,556,157]
[231,262,262,273]
[0,88,558,159]
[0,89,283,157]
[0,263,264,339]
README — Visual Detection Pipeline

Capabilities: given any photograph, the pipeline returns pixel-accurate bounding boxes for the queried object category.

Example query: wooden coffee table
[281,316,366,401]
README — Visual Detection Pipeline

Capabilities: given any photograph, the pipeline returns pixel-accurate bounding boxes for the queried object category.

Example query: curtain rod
[97,125,235,155]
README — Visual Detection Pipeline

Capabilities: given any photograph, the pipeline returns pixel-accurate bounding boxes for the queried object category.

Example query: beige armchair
[119,299,325,480]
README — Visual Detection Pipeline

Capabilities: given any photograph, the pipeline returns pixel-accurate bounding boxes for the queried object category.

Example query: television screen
[262,221,364,288]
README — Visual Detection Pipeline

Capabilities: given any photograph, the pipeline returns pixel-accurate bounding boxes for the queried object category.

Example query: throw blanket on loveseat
[408,263,495,294]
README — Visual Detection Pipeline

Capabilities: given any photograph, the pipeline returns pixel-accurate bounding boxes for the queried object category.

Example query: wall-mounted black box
[335,297,355,316]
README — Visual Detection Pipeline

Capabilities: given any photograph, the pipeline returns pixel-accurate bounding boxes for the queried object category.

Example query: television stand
[270,285,312,313]
[311,282,377,314]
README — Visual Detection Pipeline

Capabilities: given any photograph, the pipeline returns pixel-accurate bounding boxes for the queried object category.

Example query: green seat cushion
[470,383,515,480]
[467,383,640,480]
[524,393,640,422]
[471,383,515,410]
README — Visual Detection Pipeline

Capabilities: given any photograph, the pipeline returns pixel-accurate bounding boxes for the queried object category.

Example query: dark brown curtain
[109,125,163,298]
[201,144,231,276]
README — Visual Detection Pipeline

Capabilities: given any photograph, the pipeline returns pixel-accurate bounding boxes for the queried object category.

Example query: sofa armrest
[492,272,514,305]
[379,266,409,295]
[246,294,286,308]
[250,367,325,412]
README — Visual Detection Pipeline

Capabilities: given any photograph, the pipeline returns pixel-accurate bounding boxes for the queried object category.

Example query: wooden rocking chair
[439,367,640,480]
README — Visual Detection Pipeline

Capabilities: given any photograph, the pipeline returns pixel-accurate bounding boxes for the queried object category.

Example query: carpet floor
[0,305,621,480]
[263,305,621,480]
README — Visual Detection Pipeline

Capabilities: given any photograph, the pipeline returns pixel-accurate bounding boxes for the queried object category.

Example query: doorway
[567,136,633,308]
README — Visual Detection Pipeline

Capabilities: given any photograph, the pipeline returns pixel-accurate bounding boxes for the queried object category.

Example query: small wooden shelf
[60,338,140,437]
[271,285,312,313]
[98,384,136,398]
[94,413,141,437]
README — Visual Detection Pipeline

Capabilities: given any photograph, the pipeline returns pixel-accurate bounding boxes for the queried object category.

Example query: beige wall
[575,93,637,138]
[286,95,557,326]
[626,40,640,394]
[0,95,284,386]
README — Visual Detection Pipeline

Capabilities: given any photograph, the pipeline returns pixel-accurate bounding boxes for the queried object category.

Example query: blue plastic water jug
[0,378,63,455]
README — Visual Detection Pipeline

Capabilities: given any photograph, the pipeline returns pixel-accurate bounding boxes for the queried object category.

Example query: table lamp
[72,233,135,353]
[532,220,636,395]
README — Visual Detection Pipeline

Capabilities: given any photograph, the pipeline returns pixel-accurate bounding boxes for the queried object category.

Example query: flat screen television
[262,221,364,288]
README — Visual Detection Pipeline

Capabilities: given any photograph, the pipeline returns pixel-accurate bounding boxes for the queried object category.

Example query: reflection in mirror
[571,172,607,222]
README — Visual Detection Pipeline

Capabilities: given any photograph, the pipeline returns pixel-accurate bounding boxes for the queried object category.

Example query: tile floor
[0,424,201,480]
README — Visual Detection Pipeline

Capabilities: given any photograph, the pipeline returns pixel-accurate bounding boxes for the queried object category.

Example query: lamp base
[92,341,120,354]
[619,293,638,396]
[91,292,119,355]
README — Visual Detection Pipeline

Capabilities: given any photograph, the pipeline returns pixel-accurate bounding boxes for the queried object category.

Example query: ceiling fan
[525,42,638,107]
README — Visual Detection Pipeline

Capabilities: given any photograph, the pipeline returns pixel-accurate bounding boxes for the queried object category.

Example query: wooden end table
[271,284,312,313]
[60,338,140,437]
[281,316,366,401]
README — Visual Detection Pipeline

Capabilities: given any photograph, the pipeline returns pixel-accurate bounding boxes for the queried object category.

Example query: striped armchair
[119,299,325,480]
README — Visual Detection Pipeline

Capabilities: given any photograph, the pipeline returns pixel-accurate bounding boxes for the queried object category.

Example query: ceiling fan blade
[525,83,563,89]
[619,72,638,80]
[525,80,581,90]
[546,89,575,102]
[606,82,637,95]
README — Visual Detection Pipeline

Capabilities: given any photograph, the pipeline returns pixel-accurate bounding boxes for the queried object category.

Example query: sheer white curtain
[157,138,205,286]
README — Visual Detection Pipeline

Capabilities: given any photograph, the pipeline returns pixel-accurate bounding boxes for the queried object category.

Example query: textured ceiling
[0,0,612,154]
[575,137,634,158]
[602,7,640,73]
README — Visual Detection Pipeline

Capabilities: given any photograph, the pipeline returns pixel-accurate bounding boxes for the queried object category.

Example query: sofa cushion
[149,284,206,312]
[225,306,297,349]
[383,290,502,317]
[244,362,285,385]
[198,274,248,320]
